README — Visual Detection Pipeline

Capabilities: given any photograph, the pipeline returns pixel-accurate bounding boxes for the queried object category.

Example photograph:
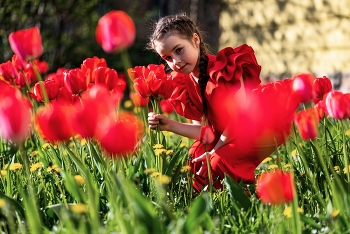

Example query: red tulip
[81,56,107,83]
[28,79,59,102]
[56,86,79,105]
[324,90,350,119]
[94,67,126,92]
[256,169,294,205]
[0,85,32,143]
[160,100,174,114]
[96,10,136,53]
[130,92,149,107]
[292,73,316,103]
[199,126,215,144]
[0,61,18,81]
[8,27,43,61]
[64,68,89,95]
[313,76,332,104]
[11,54,27,71]
[294,108,319,140]
[35,102,74,143]
[97,112,143,156]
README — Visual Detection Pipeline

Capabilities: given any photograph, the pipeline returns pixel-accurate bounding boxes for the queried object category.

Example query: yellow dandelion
[283,164,292,169]
[134,107,142,114]
[155,148,167,156]
[144,168,156,175]
[0,198,5,208]
[63,151,68,156]
[53,145,58,149]
[261,157,272,164]
[68,142,75,148]
[74,134,82,140]
[1,170,6,178]
[29,151,39,157]
[80,139,87,146]
[9,163,23,171]
[124,100,133,108]
[343,165,350,174]
[70,204,88,214]
[47,164,61,173]
[283,206,304,218]
[290,149,297,157]
[166,150,173,156]
[42,143,50,149]
[346,129,350,136]
[30,162,43,172]
[2,164,8,170]
[163,131,174,137]
[331,209,340,217]
[268,164,279,170]
[180,138,189,147]
[180,165,191,173]
[155,175,171,184]
[74,175,85,186]
[334,166,339,171]
[152,144,164,149]
[150,172,161,178]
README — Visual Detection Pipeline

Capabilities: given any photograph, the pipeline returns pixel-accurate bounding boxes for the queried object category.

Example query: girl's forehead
[153,34,187,54]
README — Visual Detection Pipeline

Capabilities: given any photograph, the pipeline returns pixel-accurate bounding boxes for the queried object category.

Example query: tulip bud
[200,126,215,145]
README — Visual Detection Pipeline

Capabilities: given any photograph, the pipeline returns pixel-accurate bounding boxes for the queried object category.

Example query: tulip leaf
[224,174,252,212]
[0,192,25,219]
[165,145,184,176]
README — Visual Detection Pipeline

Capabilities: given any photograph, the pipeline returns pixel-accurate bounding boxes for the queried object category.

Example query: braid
[198,43,210,125]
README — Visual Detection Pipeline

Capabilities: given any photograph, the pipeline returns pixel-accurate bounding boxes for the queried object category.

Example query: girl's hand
[191,149,215,177]
[148,112,171,131]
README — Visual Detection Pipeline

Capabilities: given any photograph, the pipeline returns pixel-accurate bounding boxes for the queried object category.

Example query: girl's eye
[175,48,182,54]
[164,56,172,61]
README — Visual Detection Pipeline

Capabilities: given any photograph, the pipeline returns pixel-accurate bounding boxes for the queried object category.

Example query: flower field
[1,10,350,234]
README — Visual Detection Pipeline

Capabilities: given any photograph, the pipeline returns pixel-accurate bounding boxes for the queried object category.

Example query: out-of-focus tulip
[160,99,174,114]
[294,108,319,140]
[28,80,59,102]
[129,64,173,99]
[35,102,74,143]
[130,92,149,107]
[11,54,27,71]
[0,84,32,143]
[96,10,136,53]
[256,169,294,205]
[313,76,332,104]
[81,56,107,83]
[8,27,43,61]
[56,86,79,105]
[199,126,215,145]
[64,68,89,95]
[0,61,18,81]
[292,73,315,103]
[97,112,143,156]
[324,90,350,119]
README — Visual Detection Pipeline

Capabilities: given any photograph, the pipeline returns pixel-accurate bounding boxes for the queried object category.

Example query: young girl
[147,13,295,192]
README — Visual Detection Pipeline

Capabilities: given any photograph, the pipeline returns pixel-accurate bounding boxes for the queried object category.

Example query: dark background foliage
[0,0,222,73]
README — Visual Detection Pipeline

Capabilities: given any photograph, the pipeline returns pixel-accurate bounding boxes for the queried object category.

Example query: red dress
[169,44,294,192]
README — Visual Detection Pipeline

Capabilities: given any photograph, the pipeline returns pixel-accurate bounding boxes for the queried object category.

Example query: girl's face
[153,33,200,77]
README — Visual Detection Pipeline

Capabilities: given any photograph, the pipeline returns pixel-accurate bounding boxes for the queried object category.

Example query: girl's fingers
[191,153,206,163]
[196,163,208,177]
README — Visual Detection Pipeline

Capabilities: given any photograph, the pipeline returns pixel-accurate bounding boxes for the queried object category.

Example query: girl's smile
[153,33,200,77]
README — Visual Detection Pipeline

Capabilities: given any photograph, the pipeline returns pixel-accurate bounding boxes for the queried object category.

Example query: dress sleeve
[169,72,203,121]
[206,44,261,100]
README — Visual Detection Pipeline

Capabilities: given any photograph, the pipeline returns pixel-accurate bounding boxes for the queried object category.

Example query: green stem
[204,144,213,199]
[341,120,350,193]
[120,49,134,93]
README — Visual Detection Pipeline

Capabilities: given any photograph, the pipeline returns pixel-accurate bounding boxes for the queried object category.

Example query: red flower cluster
[128,64,174,100]
[256,169,294,205]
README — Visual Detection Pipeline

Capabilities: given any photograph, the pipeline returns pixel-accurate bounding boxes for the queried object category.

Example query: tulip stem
[204,144,213,198]
[120,49,134,93]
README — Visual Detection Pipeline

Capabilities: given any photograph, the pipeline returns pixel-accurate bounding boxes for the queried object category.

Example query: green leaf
[224,174,252,212]
[183,193,211,233]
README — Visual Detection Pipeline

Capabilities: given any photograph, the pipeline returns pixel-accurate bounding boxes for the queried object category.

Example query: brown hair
[148,13,210,124]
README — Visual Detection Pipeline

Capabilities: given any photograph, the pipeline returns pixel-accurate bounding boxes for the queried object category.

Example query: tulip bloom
[128,64,173,99]
[324,90,350,119]
[256,169,294,205]
[160,100,174,114]
[292,73,315,103]
[96,10,136,53]
[94,67,126,92]
[8,27,43,61]
[81,56,107,83]
[35,102,74,143]
[97,112,143,156]
[0,85,32,143]
[28,80,59,102]
[0,61,18,81]
[64,68,89,95]
[294,108,319,140]
[130,92,149,107]
[199,126,215,144]
[313,76,332,104]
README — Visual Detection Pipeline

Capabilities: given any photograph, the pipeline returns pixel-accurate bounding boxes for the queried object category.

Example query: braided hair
[148,13,211,124]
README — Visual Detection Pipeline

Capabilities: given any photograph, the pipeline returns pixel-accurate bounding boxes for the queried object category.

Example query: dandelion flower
[144,168,155,175]
[261,157,272,164]
[155,175,171,184]
[331,209,340,217]
[152,144,164,149]
[166,150,173,156]
[47,164,60,173]
[42,143,50,149]
[70,204,88,214]
[283,206,304,218]
[124,100,132,108]
[30,162,43,172]
[334,166,339,171]
[346,129,350,136]
[290,149,297,157]
[181,165,191,173]
[74,175,85,186]
[0,199,5,208]
[1,170,6,178]
[10,163,23,171]
[283,164,292,169]
[29,151,39,157]
[155,148,167,156]
[343,165,350,174]
[150,172,161,178]
[80,139,87,146]
[268,164,279,170]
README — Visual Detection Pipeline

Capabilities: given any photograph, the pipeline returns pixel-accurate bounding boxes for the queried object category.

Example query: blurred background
[1,0,350,91]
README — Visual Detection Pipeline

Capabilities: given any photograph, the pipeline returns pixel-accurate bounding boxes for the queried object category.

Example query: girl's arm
[148,112,202,140]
